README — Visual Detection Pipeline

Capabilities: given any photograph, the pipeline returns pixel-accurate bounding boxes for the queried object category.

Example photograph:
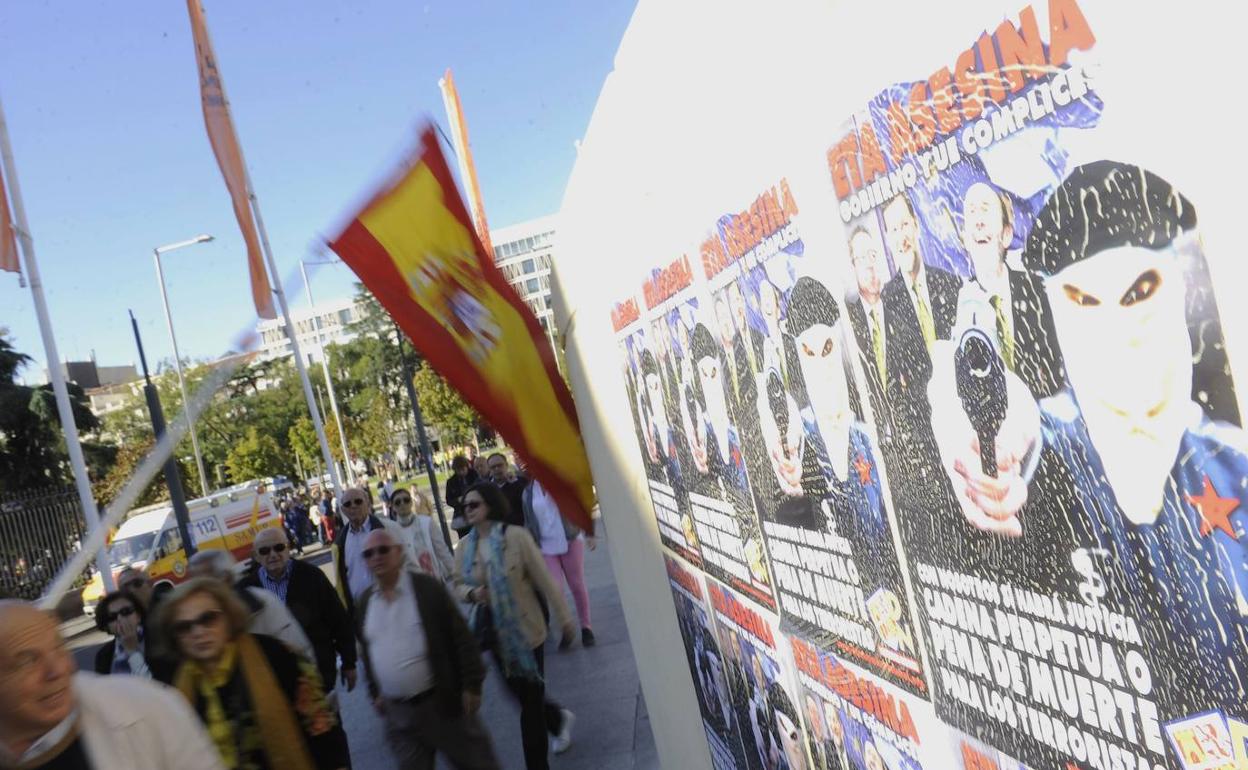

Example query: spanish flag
[329,127,595,533]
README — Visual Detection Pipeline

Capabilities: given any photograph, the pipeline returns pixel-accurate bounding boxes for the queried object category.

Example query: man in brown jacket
[358,529,500,770]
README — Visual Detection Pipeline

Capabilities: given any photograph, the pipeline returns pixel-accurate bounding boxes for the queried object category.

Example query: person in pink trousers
[521,477,597,646]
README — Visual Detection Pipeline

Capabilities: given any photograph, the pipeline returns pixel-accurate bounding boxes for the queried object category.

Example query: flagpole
[250,193,345,499]
[300,259,354,486]
[190,1,344,501]
[0,91,116,594]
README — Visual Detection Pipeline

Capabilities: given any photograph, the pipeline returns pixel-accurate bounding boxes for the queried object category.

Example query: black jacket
[333,514,389,620]
[240,559,357,692]
[445,470,480,535]
[498,477,529,527]
[93,625,176,683]
[357,571,486,718]
[880,265,961,408]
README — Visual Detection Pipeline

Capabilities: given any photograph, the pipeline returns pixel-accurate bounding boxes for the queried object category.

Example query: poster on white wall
[695,179,927,698]
[641,255,776,609]
[820,1,1248,768]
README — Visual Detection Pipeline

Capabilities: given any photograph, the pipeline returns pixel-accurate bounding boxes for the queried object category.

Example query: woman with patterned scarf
[454,482,577,770]
[157,578,348,770]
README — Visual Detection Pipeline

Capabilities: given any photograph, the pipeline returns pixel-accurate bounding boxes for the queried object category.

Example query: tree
[225,427,286,483]
[92,437,191,510]
[412,363,478,449]
[0,334,102,491]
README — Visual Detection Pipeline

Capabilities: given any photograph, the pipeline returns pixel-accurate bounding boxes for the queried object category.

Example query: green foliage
[412,363,477,449]
[0,334,102,492]
[92,437,191,510]
[225,426,286,482]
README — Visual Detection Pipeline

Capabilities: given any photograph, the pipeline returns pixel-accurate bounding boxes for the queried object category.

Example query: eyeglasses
[392,496,411,505]
[256,543,287,557]
[170,609,225,637]
[362,545,394,559]
[464,500,484,511]
[343,498,368,507]
[106,606,136,623]
[121,578,147,592]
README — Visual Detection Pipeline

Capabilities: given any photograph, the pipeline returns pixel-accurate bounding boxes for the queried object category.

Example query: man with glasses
[487,452,528,527]
[333,486,404,620]
[241,528,358,697]
[241,527,357,765]
[357,529,500,769]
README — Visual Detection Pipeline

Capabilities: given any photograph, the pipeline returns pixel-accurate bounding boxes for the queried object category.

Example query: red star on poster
[854,453,872,485]
[1186,475,1241,538]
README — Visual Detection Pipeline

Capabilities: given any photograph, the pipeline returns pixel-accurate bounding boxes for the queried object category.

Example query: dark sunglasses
[391,496,411,505]
[106,606,136,623]
[464,500,484,511]
[257,543,287,556]
[121,579,147,592]
[362,545,394,559]
[171,609,225,637]
[343,498,368,507]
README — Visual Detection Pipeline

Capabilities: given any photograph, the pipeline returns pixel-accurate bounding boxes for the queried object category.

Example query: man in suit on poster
[955,181,1065,400]
[880,193,960,402]
[845,225,893,439]
[879,192,962,504]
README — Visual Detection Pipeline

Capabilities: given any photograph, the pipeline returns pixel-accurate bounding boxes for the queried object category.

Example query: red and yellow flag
[329,127,595,533]
[0,168,19,278]
[185,0,275,319]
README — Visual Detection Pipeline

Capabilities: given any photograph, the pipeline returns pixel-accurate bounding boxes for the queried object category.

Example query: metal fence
[0,487,91,601]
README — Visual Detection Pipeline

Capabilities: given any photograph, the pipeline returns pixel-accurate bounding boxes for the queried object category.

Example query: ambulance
[82,482,282,608]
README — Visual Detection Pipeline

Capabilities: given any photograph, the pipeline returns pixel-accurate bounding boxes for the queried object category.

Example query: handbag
[470,602,495,651]
[466,523,509,651]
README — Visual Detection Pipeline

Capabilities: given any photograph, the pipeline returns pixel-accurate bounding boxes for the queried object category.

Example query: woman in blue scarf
[454,482,577,770]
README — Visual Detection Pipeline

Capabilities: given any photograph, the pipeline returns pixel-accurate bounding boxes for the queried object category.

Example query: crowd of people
[0,450,600,770]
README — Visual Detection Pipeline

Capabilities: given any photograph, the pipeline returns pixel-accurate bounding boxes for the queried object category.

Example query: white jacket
[395,514,455,582]
[244,586,315,661]
[76,671,226,770]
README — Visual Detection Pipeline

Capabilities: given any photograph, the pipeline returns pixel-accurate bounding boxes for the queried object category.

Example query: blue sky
[0,0,635,380]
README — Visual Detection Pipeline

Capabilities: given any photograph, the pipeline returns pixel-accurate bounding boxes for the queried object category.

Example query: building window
[525,278,539,295]
[545,295,554,309]
[522,258,535,274]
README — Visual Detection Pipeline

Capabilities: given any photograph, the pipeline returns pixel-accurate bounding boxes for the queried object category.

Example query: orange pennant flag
[0,168,19,278]
[185,0,275,319]
[329,126,596,533]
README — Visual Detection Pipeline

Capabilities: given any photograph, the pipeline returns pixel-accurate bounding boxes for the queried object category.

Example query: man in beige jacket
[453,482,576,770]
[0,601,224,770]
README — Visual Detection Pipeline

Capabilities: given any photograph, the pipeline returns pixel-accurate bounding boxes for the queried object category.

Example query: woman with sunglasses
[454,482,577,770]
[157,578,348,770]
[93,589,152,678]
[392,487,455,581]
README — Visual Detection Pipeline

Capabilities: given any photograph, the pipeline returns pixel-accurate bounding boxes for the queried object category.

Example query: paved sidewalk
[69,529,659,770]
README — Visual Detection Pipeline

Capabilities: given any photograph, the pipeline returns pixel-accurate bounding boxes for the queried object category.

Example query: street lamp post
[153,234,214,497]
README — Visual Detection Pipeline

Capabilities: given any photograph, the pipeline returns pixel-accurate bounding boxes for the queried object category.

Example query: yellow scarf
[174,635,316,770]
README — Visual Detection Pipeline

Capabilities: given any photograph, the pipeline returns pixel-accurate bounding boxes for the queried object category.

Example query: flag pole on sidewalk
[0,90,116,594]
[186,0,343,499]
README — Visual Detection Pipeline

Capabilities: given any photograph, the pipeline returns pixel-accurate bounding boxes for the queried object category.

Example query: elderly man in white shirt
[0,601,224,770]
[357,529,500,770]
